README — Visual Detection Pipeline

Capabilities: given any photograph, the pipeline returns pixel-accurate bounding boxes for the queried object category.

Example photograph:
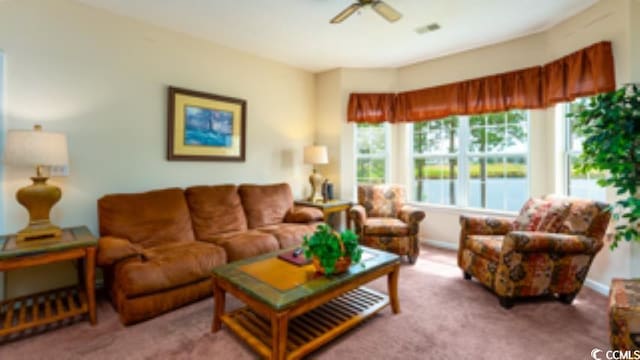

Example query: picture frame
[167,86,246,161]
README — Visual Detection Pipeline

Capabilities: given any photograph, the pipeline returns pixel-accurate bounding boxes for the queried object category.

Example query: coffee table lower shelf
[222,287,388,360]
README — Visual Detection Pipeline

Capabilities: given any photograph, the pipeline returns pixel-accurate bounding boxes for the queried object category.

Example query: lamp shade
[304,145,328,165]
[3,126,69,167]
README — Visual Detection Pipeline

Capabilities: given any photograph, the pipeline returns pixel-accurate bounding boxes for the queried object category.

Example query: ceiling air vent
[415,23,441,35]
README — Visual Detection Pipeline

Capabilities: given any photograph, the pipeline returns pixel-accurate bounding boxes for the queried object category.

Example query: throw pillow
[513,198,550,231]
[536,199,571,233]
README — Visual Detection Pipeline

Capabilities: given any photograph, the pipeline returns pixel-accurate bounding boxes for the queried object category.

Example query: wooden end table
[211,246,400,360]
[0,226,97,339]
[294,200,352,230]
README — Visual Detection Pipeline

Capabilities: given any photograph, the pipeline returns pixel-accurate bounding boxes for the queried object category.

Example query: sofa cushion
[114,241,226,298]
[203,230,280,262]
[185,185,248,240]
[257,223,320,249]
[465,235,503,263]
[238,183,294,229]
[364,218,410,236]
[98,188,195,248]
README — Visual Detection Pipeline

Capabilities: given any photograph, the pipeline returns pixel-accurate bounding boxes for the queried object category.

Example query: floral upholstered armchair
[350,185,426,264]
[458,195,611,308]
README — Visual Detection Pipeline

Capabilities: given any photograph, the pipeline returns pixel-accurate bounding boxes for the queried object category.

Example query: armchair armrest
[284,206,324,223]
[97,236,146,266]
[349,205,367,230]
[459,215,513,236]
[502,231,603,255]
[398,205,426,224]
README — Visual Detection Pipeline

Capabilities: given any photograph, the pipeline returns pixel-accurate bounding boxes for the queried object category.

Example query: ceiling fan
[330,0,402,24]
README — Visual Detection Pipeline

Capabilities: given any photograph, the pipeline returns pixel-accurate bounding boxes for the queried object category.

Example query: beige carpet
[0,246,609,359]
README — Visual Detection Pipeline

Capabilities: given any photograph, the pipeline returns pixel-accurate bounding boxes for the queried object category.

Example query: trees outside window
[565,99,606,201]
[355,123,389,185]
[412,111,529,212]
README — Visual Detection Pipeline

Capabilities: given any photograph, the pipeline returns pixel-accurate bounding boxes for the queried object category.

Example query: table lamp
[304,145,328,203]
[3,125,69,241]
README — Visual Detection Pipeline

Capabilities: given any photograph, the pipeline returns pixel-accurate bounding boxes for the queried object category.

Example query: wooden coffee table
[211,246,400,360]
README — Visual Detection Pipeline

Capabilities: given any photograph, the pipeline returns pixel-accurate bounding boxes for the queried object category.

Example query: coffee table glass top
[212,246,399,310]
[0,226,97,260]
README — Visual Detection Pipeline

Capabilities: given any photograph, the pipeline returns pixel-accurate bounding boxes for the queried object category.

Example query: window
[411,111,529,212]
[565,99,606,201]
[355,123,389,185]
[413,117,459,205]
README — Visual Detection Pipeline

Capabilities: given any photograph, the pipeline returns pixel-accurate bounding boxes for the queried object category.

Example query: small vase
[312,256,352,275]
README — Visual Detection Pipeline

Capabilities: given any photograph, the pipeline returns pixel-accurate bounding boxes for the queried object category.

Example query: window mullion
[459,116,469,208]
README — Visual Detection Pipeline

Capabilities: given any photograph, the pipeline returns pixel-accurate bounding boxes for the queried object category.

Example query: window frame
[408,111,531,213]
[353,122,391,187]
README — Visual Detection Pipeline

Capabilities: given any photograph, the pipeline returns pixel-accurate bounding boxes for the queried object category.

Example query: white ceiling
[77,0,598,72]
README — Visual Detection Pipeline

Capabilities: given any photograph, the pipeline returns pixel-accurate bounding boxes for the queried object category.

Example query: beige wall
[0,0,315,298]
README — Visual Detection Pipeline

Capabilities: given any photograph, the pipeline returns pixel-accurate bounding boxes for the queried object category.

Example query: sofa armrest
[97,236,145,266]
[284,206,324,223]
[459,215,513,236]
[501,231,603,255]
[398,205,426,224]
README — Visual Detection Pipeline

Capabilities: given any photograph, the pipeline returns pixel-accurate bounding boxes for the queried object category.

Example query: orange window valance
[347,41,615,123]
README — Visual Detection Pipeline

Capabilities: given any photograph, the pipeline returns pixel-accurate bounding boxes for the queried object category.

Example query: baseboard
[584,279,609,296]
[422,239,458,251]
[423,238,611,296]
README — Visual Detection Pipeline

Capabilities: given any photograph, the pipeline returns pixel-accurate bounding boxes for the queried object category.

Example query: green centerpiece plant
[302,224,363,275]
[567,84,640,249]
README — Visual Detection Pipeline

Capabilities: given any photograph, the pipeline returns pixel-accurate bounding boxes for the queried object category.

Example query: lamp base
[16,222,62,242]
[308,170,324,203]
[15,176,63,242]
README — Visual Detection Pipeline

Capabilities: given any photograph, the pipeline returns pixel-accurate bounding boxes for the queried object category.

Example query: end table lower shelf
[0,286,89,337]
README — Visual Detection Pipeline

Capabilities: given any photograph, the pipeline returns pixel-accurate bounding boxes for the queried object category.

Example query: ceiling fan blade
[372,1,402,22]
[330,3,362,24]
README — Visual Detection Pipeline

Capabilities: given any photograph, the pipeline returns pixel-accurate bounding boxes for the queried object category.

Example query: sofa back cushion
[98,188,195,248]
[358,185,405,218]
[185,185,248,239]
[238,183,294,229]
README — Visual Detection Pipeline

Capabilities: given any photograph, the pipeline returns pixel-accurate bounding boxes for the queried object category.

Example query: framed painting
[167,86,246,161]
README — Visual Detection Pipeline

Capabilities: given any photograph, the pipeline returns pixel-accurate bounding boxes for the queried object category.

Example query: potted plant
[302,224,363,275]
[567,84,640,249]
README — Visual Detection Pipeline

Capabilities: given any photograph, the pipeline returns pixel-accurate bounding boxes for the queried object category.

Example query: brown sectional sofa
[96,183,322,325]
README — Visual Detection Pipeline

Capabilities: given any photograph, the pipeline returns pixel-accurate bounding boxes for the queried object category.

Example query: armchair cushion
[284,206,323,223]
[97,236,146,267]
[513,198,549,231]
[358,185,405,217]
[502,231,603,255]
[364,218,409,236]
[465,235,503,263]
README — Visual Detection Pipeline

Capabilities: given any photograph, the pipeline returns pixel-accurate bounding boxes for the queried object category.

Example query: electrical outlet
[48,165,69,177]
